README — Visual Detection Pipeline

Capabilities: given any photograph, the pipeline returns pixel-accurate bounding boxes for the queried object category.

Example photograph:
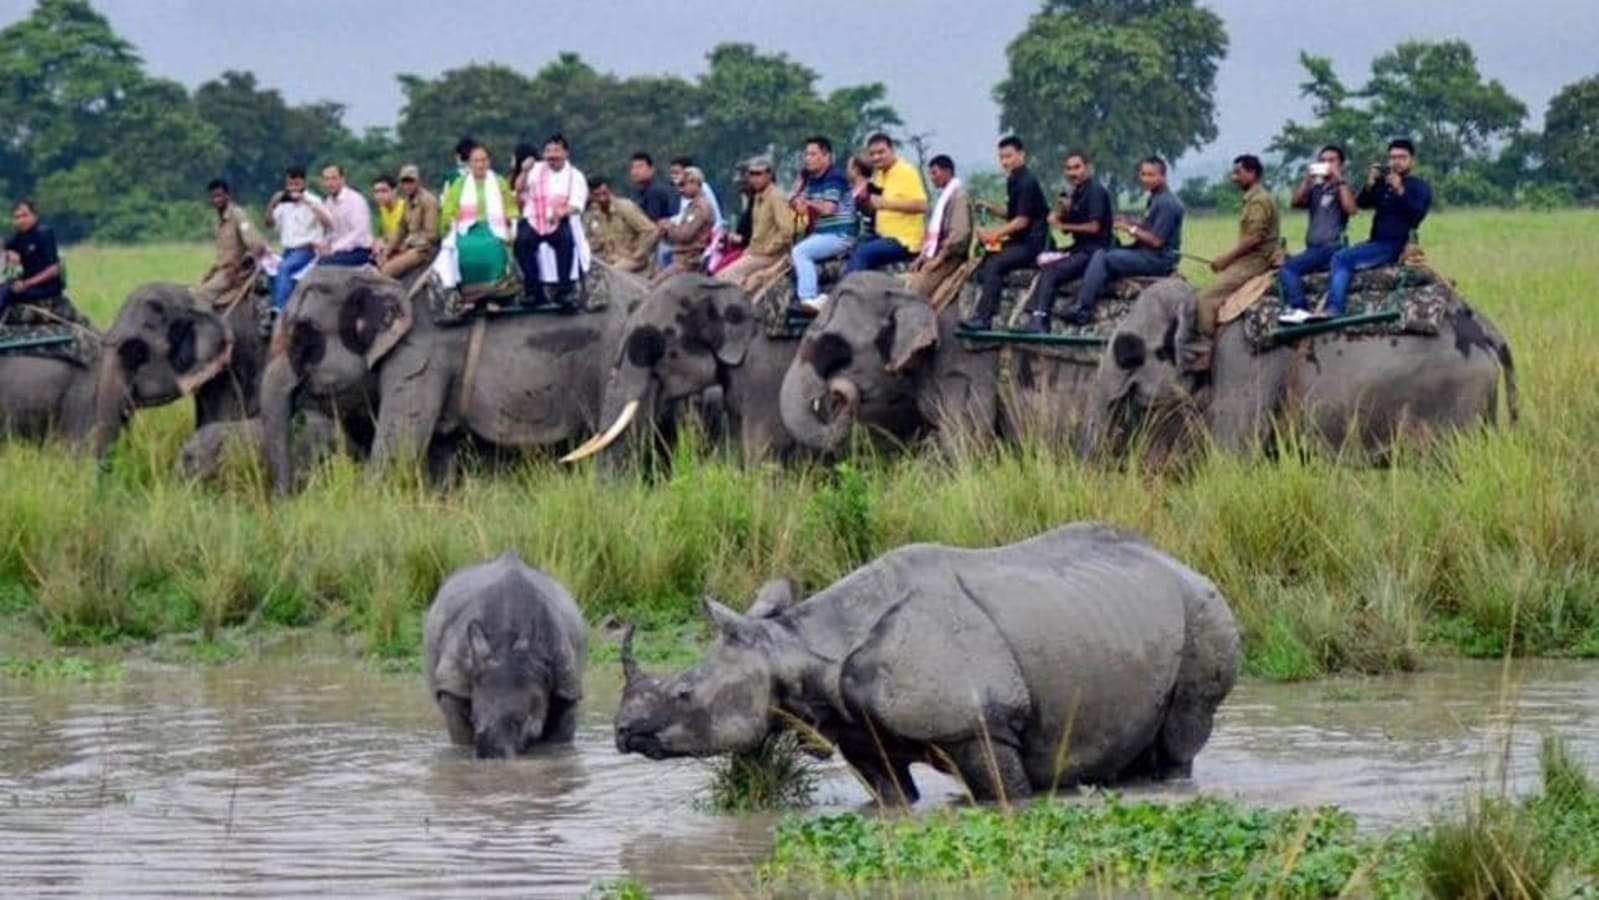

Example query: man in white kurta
[514,135,590,308]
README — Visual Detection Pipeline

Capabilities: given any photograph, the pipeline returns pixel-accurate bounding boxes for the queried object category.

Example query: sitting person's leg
[791,234,851,306]
[1278,244,1336,312]
[514,221,547,302]
[1068,248,1133,322]
[1325,241,1401,316]
[274,246,315,310]
[844,237,912,276]
[961,243,1035,329]
[548,223,578,295]
[1026,253,1095,330]
[380,248,428,281]
[322,248,373,267]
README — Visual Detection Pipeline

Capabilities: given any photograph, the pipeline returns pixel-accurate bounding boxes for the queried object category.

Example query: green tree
[195,71,368,202]
[994,0,1227,190]
[1271,40,1530,204]
[1542,75,1599,202]
[395,63,539,179]
[0,0,222,239]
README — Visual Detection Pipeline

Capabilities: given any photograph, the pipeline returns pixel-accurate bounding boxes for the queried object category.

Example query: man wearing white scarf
[907,155,973,299]
[514,134,591,309]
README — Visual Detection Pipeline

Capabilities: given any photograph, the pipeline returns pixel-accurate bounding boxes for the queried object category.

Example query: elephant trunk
[89,346,130,459]
[779,360,858,452]
[260,354,301,495]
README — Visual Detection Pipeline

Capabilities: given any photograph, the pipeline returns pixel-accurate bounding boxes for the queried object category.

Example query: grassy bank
[760,736,1599,897]
[2,211,1596,678]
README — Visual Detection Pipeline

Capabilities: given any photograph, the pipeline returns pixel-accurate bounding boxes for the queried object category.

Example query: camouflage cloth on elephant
[752,258,910,338]
[1239,265,1450,352]
[954,275,1163,364]
[0,295,96,367]
[426,263,615,327]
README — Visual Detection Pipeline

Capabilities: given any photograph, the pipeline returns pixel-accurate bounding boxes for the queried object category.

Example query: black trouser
[1026,252,1095,317]
[514,219,576,297]
[972,242,1039,322]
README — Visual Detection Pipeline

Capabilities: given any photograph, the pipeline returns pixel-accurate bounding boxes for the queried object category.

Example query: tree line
[1,0,1593,244]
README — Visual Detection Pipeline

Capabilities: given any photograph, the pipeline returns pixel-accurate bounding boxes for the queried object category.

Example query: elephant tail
[1481,318,1519,428]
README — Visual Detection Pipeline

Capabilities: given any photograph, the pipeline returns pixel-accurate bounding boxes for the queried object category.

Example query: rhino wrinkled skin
[423,551,587,759]
[615,522,1241,803]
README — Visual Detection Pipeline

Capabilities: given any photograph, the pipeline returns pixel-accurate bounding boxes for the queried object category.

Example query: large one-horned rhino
[423,551,587,759]
[615,523,1241,803]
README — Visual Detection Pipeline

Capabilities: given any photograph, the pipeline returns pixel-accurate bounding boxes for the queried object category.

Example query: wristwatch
[1129,225,1140,238]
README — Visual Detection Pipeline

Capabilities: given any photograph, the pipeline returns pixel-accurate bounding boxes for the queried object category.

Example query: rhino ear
[700,594,750,637]
[511,631,531,653]
[746,579,796,619]
[466,620,492,665]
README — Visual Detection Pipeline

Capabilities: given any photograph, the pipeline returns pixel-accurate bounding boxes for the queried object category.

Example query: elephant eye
[674,688,692,703]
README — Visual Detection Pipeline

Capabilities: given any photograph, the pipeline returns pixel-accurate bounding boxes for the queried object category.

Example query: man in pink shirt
[514,134,587,309]
[315,164,375,267]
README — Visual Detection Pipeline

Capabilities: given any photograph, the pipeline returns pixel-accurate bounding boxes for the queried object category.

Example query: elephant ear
[708,280,758,367]
[885,291,939,373]
[338,276,413,368]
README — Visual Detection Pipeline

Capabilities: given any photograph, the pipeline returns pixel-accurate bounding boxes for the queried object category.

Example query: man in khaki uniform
[715,156,800,290]
[1186,154,1279,370]
[195,178,268,305]
[380,164,441,280]
[653,167,716,284]
[907,154,973,299]
[582,175,658,274]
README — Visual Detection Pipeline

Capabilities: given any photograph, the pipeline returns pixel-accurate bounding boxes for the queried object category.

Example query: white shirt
[272,192,327,249]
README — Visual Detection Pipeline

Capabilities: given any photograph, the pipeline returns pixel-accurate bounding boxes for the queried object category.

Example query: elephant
[777,272,1100,454]
[176,412,340,486]
[561,274,803,467]
[615,522,1241,803]
[1083,277,1518,462]
[260,263,648,492]
[0,284,236,454]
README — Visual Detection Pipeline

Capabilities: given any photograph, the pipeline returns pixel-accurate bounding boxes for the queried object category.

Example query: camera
[867,184,884,196]
[1307,162,1331,182]
[1371,163,1393,179]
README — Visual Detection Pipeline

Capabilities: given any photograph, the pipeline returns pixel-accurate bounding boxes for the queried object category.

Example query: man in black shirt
[1022,149,1115,332]
[1069,156,1184,324]
[1,200,65,321]
[629,151,675,226]
[961,136,1049,331]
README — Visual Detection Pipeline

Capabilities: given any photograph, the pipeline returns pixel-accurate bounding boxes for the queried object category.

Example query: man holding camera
[265,166,328,310]
[843,133,928,275]
[1320,138,1432,319]
[1277,145,1358,324]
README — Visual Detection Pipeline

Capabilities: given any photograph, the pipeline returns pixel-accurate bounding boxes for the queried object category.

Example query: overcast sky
[4,0,1594,176]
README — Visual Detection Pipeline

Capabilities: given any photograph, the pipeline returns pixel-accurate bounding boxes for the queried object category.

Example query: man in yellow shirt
[843,132,928,275]
[371,174,405,266]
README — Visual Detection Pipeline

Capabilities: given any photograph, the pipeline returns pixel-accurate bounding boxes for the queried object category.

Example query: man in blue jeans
[1277,144,1358,324]
[788,136,856,315]
[1313,138,1432,321]
[1066,156,1184,324]
[265,167,326,310]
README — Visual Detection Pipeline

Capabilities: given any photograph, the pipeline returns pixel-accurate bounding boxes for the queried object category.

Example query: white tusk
[560,399,640,464]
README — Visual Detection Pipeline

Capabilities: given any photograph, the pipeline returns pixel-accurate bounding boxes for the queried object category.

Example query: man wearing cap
[715,156,799,290]
[195,178,269,305]
[653,167,716,283]
[380,164,441,280]
[583,175,658,274]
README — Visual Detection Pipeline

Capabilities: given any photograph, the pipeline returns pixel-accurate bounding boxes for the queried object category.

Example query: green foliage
[0,1,225,240]
[705,732,819,813]
[764,742,1599,896]
[1542,75,1599,202]
[764,794,1409,896]
[0,653,123,681]
[995,0,1227,190]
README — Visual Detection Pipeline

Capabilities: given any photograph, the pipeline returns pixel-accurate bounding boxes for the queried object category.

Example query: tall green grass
[3,212,1596,677]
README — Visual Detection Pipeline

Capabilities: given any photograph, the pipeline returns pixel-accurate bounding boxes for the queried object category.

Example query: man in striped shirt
[787,136,856,315]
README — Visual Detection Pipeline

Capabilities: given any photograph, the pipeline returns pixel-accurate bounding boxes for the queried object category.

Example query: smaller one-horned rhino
[615,523,1240,803]
[423,551,587,759]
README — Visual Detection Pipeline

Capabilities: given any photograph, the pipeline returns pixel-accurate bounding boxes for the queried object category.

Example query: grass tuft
[704,732,819,813]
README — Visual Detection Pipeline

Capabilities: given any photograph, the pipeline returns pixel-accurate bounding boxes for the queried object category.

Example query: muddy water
[1,658,1595,898]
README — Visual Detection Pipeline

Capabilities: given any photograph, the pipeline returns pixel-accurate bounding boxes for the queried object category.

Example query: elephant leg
[371,366,448,476]
[437,692,473,746]
[942,736,1032,804]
